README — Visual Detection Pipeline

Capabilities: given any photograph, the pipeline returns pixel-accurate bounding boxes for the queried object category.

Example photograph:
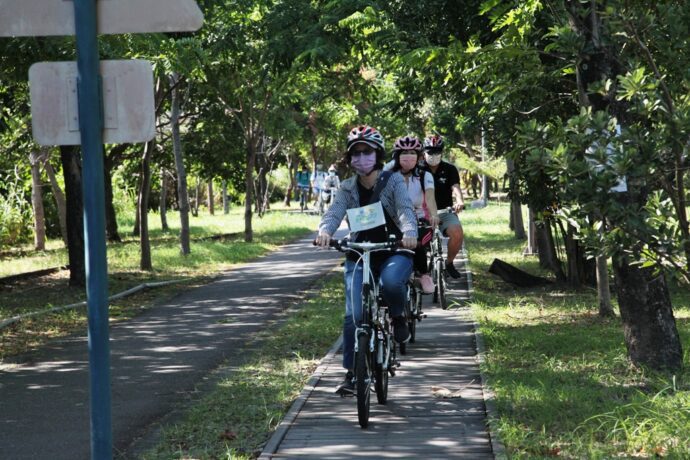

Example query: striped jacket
[318,171,418,240]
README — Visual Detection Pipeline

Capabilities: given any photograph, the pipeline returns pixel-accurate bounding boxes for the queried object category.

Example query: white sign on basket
[347,201,386,233]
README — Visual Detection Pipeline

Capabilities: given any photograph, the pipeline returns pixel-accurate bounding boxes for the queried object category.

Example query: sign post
[72,1,111,457]
[0,1,203,458]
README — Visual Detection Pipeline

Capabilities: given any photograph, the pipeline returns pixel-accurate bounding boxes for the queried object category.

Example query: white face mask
[425,153,441,166]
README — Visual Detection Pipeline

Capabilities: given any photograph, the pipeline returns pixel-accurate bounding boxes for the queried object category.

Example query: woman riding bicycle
[315,125,418,394]
[389,135,439,294]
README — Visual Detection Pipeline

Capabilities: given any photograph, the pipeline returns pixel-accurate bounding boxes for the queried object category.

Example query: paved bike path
[260,253,495,459]
[0,231,344,460]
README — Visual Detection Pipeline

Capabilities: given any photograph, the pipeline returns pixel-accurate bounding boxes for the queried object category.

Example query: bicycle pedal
[335,388,354,397]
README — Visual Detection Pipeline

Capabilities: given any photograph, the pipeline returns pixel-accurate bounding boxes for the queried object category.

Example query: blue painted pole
[72,0,113,458]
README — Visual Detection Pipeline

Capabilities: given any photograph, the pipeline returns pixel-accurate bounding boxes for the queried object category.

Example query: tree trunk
[536,219,566,282]
[222,180,229,214]
[132,189,140,237]
[511,201,525,240]
[59,145,85,287]
[160,167,169,231]
[207,180,214,215]
[138,141,154,270]
[43,157,68,245]
[596,254,614,317]
[103,146,123,242]
[565,1,681,366]
[613,258,682,370]
[244,144,256,242]
[170,71,191,255]
[254,162,268,217]
[191,180,200,217]
[507,158,525,239]
[284,150,296,207]
[29,150,46,250]
[564,224,584,288]
[524,208,538,255]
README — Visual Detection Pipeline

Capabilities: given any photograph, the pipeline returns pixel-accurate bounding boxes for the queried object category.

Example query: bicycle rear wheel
[400,286,412,355]
[374,329,389,404]
[430,252,439,303]
[355,333,371,428]
[436,258,448,310]
[408,286,418,344]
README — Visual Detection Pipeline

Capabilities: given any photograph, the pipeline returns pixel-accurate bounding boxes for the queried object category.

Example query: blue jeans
[342,253,413,370]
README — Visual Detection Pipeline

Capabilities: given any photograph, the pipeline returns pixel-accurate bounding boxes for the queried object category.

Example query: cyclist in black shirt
[421,134,465,278]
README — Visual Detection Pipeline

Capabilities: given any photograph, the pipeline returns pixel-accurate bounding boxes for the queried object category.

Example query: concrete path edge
[258,335,344,459]
[472,314,508,459]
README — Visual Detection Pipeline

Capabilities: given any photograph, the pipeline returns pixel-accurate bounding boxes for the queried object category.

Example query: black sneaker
[335,370,355,395]
[445,261,461,279]
[392,316,411,344]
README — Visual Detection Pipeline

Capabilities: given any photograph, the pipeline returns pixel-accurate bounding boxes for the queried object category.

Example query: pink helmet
[347,125,385,152]
[393,135,422,155]
[423,134,444,151]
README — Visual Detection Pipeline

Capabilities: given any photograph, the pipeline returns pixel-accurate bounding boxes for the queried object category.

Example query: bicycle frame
[430,208,455,309]
[344,242,390,365]
[431,207,457,261]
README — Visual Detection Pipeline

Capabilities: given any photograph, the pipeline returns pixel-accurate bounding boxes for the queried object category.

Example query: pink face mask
[399,154,418,172]
[350,152,377,176]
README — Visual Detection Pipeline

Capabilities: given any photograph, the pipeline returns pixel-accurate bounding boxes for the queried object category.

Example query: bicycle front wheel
[374,329,389,404]
[355,333,371,428]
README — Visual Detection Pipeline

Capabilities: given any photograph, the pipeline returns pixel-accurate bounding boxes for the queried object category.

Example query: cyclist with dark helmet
[421,134,466,278]
[389,135,438,294]
[315,125,418,394]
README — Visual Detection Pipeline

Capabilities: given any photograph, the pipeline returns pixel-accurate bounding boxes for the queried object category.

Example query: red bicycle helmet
[392,135,422,154]
[423,134,444,151]
[347,125,385,152]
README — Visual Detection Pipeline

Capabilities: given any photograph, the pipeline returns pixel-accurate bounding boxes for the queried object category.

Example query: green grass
[465,202,690,458]
[140,276,343,460]
[0,206,320,360]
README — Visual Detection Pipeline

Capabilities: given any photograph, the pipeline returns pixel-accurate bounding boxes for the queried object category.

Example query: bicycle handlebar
[313,237,417,253]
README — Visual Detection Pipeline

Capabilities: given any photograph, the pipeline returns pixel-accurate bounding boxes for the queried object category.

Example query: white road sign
[29,60,156,145]
[0,0,203,37]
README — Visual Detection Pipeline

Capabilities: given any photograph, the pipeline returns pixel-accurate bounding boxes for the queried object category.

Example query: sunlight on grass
[468,202,690,458]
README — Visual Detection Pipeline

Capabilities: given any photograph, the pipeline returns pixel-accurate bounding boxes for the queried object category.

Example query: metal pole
[72,0,113,458]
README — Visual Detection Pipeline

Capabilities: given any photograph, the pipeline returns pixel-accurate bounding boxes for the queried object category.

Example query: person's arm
[451,184,465,213]
[422,171,438,227]
[425,188,439,227]
[316,181,350,246]
[449,165,465,212]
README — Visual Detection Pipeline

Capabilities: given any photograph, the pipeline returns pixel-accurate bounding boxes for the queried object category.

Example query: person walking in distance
[295,164,311,211]
[421,134,466,278]
[321,165,340,208]
[311,164,327,208]
[315,125,418,394]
